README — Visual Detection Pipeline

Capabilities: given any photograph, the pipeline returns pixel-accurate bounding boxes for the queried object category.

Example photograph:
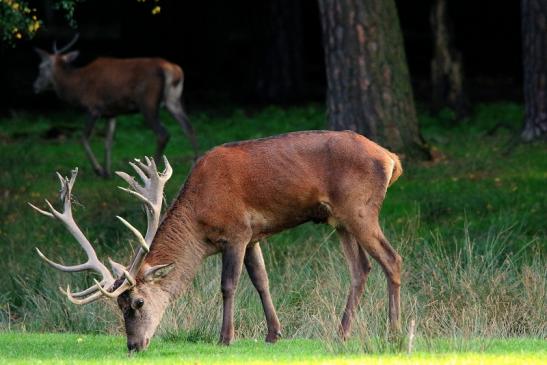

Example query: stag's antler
[101,156,173,297]
[29,156,172,304]
[53,33,80,54]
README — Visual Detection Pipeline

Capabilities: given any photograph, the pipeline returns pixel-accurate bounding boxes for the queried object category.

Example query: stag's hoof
[265,330,282,343]
[338,324,350,341]
[219,334,233,346]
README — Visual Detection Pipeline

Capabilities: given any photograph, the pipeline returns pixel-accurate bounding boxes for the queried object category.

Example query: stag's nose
[127,341,137,352]
[127,338,150,353]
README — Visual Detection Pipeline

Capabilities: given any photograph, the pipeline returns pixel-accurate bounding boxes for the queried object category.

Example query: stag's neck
[142,202,211,299]
[52,65,85,104]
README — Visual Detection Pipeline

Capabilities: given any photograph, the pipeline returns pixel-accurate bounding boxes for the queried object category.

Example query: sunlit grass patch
[0,333,545,365]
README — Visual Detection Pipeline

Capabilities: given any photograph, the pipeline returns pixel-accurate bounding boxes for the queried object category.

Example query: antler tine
[53,33,80,54]
[161,155,173,180]
[115,171,140,191]
[117,186,152,208]
[35,247,90,272]
[70,282,106,298]
[116,216,149,252]
[28,202,54,218]
[62,285,105,305]
[128,161,148,182]
[94,279,133,298]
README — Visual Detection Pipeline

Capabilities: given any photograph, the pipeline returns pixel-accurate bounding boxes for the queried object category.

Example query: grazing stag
[33,34,198,178]
[30,130,403,353]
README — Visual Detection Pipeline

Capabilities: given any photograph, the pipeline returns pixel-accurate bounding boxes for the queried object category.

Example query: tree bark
[521,0,547,141]
[318,0,430,159]
[430,0,469,120]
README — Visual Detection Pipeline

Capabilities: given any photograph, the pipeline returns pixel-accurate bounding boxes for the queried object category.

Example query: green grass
[0,102,545,360]
[0,333,545,364]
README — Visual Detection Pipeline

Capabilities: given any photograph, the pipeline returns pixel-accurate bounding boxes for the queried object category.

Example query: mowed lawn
[0,333,545,365]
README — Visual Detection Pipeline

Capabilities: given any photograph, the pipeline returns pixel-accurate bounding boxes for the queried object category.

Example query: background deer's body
[140,130,403,348]
[33,130,403,352]
[34,39,198,177]
[52,58,183,119]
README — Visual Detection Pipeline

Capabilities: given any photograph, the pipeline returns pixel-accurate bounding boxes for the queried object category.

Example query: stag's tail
[388,152,403,187]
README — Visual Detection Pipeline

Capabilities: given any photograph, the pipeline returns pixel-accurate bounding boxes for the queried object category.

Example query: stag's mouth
[127,337,150,353]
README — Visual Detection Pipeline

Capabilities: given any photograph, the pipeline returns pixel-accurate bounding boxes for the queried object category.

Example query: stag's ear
[143,263,174,282]
[34,48,50,60]
[62,50,79,63]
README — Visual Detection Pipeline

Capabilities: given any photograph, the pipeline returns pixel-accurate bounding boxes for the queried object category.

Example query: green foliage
[0,0,160,45]
[0,103,545,346]
[0,333,545,364]
[0,0,42,43]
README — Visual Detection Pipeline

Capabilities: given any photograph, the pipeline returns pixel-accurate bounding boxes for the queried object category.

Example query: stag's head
[33,34,80,94]
[30,156,174,353]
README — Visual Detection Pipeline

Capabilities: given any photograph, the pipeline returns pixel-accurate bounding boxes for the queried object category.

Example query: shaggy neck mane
[142,200,210,299]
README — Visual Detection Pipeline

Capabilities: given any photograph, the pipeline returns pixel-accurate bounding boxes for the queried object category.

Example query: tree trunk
[256,0,304,102]
[521,0,547,141]
[318,0,430,160]
[430,0,469,120]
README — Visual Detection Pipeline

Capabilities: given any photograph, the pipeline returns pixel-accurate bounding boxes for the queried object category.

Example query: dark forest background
[0,0,521,113]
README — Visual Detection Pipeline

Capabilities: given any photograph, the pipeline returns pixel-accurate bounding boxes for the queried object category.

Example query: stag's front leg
[81,116,105,177]
[244,242,281,343]
[220,244,246,345]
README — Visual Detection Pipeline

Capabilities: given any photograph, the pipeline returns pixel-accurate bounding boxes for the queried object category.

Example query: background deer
[30,130,403,353]
[33,34,198,178]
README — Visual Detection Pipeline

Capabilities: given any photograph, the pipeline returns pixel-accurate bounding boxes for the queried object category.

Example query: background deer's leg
[347,211,402,333]
[166,100,199,157]
[220,244,246,345]
[337,228,372,340]
[81,115,105,176]
[103,118,116,178]
[244,242,281,343]
[143,107,170,162]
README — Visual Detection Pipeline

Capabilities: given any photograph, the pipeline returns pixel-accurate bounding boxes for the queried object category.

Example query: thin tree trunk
[318,0,430,160]
[430,0,469,120]
[521,0,547,141]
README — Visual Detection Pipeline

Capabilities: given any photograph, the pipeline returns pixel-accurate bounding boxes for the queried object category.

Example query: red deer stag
[30,130,403,353]
[33,34,198,178]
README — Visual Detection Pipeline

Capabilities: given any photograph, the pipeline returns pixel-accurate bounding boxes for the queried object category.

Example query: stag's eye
[133,298,144,310]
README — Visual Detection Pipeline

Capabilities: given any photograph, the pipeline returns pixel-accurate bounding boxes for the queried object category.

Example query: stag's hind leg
[244,242,281,343]
[345,208,402,333]
[338,228,372,339]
